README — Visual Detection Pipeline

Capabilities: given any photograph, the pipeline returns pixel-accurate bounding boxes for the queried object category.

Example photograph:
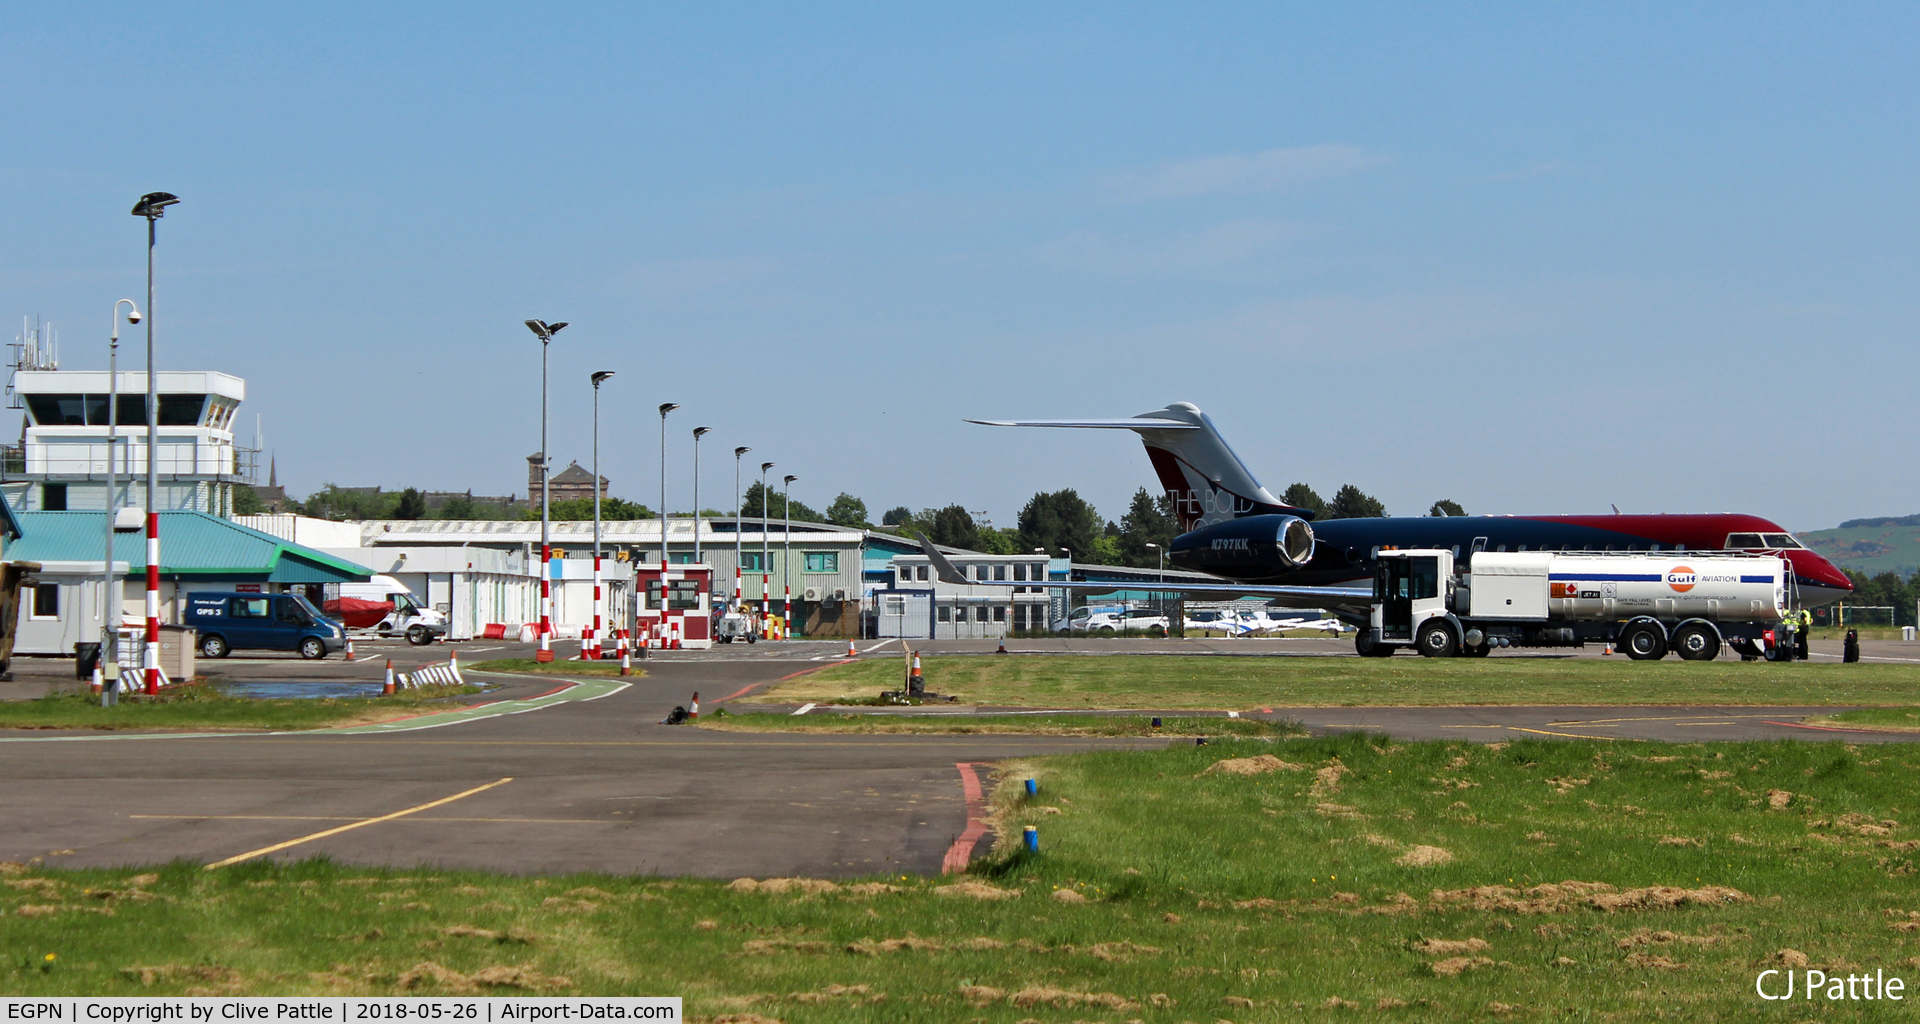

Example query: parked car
[185,592,344,659]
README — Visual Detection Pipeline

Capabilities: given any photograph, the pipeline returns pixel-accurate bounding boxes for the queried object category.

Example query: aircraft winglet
[914,532,974,586]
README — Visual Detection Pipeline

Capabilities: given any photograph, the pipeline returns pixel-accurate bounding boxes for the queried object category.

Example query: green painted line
[0,674,630,743]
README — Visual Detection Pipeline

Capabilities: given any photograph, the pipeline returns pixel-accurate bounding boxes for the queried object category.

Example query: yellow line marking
[1503,727,1616,740]
[203,777,513,869]
[142,813,603,824]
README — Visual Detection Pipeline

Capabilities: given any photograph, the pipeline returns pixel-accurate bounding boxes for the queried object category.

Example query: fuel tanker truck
[1363,548,1793,661]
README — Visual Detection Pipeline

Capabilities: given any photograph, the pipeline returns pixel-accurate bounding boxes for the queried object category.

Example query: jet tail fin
[968,401,1302,531]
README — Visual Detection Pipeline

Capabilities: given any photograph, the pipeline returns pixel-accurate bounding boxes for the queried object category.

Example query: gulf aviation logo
[1666,566,1697,592]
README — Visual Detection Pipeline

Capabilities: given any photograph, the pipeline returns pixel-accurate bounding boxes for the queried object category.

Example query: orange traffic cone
[1603,643,1613,656]
[846,638,858,658]
[383,659,396,695]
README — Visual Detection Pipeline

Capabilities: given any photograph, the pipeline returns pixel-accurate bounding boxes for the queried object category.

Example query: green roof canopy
[10,511,372,583]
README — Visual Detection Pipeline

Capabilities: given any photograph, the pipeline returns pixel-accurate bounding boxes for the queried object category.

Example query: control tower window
[158,394,208,426]
[25,395,87,425]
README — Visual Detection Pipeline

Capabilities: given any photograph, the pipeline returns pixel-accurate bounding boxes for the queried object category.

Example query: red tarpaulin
[324,597,393,629]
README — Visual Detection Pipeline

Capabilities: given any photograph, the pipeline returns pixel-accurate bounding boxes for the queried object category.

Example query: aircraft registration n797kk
[936,402,1852,627]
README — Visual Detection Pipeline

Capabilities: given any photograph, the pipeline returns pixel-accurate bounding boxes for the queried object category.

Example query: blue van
[185,592,345,659]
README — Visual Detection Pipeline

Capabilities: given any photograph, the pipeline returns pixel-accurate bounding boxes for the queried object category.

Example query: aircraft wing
[913,532,1373,617]
[963,417,1198,430]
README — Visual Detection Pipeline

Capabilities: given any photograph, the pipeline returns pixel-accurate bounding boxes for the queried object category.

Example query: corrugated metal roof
[9,511,372,582]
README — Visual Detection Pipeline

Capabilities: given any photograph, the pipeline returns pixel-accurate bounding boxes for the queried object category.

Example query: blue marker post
[1151,717,1162,730]
[1023,825,1039,853]
[1024,778,1038,798]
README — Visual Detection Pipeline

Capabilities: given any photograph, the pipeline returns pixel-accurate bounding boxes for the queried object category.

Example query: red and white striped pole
[144,511,159,694]
[589,551,602,659]
[536,542,553,663]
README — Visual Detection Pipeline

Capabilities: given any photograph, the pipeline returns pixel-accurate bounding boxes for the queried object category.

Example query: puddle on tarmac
[213,681,386,700]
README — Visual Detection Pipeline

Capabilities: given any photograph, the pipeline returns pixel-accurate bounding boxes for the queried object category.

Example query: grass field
[0,683,479,732]
[695,711,1301,737]
[470,658,646,678]
[4,734,1918,1020]
[765,654,1920,709]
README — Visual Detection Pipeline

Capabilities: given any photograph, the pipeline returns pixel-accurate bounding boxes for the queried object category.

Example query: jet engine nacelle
[1169,514,1316,576]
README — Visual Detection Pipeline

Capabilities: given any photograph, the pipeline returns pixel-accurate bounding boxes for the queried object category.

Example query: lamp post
[589,371,615,659]
[131,191,177,696]
[692,426,710,565]
[524,319,568,663]
[782,474,796,638]
[657,404,678,573]
[759,461,773,628]
[732,446,750,613]
[101,299,141,704]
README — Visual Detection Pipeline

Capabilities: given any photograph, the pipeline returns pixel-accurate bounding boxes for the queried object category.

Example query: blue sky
[3,4,1914,530]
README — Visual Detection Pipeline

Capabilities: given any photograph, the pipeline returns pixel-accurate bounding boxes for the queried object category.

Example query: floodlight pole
[692,426,710,564]
[132,192,177,696]
[782,474,796,638]
[589,371,614,659]
[102,299,139,704]
[759,462,773,629]
[732,447,750,614]
[524,319,567,663]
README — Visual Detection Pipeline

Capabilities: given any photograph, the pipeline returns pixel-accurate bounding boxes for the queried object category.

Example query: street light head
[734,446,751,457]
[525,319,553,340]
[783,474,797,485]
[547,322,568,334]
[659,403,679,417]
[591,370,615,386]
[761,462,774,473]
[131,192,180,219]
[125,309,141,324]
[693,426,711,438]
[1145,542,1159,549]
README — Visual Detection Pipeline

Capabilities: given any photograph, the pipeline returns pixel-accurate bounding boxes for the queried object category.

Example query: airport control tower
[0,323,257,515]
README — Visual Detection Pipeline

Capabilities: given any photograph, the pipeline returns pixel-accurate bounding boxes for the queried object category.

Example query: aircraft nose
[1789,552,1854,603]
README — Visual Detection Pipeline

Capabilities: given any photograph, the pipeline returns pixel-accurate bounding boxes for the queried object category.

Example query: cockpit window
[1725,533,1764,549]
[1762,533,1802,549]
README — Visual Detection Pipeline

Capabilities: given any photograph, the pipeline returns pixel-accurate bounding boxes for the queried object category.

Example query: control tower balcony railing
[6,441,259,482]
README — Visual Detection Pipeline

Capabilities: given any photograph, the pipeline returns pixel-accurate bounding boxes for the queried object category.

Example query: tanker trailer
[1364,548,1790,661]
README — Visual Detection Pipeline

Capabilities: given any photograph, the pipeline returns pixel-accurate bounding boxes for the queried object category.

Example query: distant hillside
[1799,515,1920,577]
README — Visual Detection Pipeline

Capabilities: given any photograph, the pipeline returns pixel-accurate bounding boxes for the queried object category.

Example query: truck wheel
[1673,623,1720,661]
[1416,620,1459,658]
[298,637,327,660]
[1355,631,1392,657]
[200,634,229,659]
[745,633,756,644]
[1622,623,1667,660]
[406,625,432,646]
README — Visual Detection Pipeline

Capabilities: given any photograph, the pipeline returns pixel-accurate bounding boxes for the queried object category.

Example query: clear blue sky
[4,4,1914,530]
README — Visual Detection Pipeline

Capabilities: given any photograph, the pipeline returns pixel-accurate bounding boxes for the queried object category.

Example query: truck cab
[1368,549,1458,656]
